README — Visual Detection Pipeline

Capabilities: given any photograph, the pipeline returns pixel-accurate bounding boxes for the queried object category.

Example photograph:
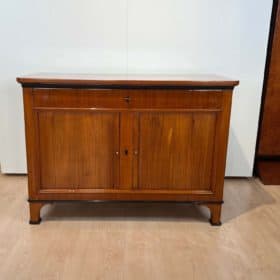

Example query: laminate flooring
[0,174,279,279]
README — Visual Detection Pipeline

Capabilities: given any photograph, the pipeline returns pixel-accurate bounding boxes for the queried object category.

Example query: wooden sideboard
[17,74,238,225]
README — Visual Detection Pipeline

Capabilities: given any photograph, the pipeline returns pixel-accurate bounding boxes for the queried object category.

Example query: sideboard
[17,74,239,225]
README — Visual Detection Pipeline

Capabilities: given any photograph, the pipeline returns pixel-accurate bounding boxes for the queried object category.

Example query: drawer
[33,88,129,108]
[33,88,223,110]
[128,89,223,109]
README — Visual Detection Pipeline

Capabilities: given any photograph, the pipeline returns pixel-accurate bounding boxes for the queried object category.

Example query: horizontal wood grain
[32,88,223,109]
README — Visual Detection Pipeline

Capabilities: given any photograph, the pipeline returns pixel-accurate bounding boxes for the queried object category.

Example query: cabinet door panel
[138,112,216,190]
[38,111,119,189]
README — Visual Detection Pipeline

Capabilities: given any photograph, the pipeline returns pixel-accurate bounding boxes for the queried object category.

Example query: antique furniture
[17,74,238,225]
[256,0,280,185]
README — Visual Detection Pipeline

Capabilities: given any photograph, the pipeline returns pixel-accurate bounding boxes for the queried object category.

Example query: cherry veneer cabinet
[256,0,280,185]
[17,74,238,225]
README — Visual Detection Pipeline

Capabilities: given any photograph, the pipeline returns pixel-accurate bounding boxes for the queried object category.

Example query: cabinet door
[37,111,119,190]
[137,112,217,190]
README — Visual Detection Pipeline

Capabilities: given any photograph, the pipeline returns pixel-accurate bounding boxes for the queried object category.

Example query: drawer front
[33,88,129,108]
[128,89,222,109]
[33,88,223,109]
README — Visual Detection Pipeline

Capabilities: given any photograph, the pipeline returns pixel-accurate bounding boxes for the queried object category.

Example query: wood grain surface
[19,75,238,225]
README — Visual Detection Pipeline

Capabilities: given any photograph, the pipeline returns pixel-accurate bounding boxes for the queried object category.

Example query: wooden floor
[0,174,279,279]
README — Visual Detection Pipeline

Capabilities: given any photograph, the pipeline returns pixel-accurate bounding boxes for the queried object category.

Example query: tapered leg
[204,203,222,226]
[29,202,45,224]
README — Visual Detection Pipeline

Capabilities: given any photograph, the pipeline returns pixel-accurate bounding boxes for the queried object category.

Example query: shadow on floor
[42,202,211,223]
[41,178,275,224]
[222,178,275,222]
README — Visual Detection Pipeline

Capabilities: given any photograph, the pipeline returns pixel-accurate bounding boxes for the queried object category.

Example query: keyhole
[124,96,131,103]
[124,149,129,156]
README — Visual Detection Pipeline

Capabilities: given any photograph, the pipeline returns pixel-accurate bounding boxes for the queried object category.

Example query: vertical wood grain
[119,112,138,189]
[23,88,40,199]
[138,112,193,190]
[137,112,217,191]
[211,92,233,199]
[258,0,280,155]
[190,113,216,189]
[38,111,119,189]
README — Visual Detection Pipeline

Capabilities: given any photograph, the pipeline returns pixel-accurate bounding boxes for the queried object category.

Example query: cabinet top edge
[16,73,239,88]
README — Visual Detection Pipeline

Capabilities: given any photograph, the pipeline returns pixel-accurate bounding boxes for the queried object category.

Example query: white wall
[0,0,273,176]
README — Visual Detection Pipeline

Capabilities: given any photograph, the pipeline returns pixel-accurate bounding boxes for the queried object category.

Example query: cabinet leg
[204,203,222,226]
[29,202,45,224]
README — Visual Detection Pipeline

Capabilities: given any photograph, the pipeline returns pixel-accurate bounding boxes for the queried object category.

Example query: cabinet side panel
[211,91,233,198]
[23,88,40,199]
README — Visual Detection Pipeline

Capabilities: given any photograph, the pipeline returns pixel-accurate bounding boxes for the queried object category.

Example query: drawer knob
[123,96,131,103]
